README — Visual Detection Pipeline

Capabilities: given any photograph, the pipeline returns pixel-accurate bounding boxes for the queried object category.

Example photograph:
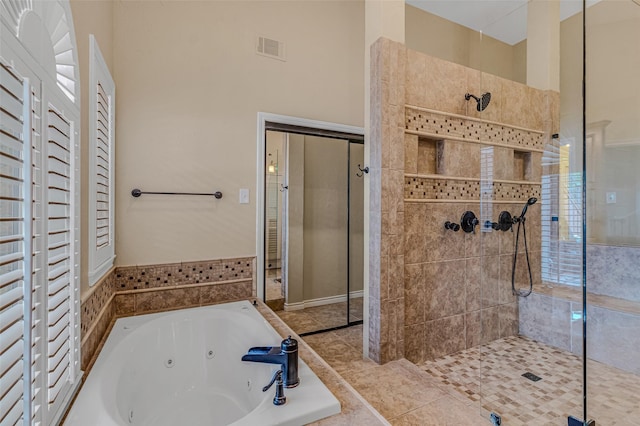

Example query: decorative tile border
[404,176,541,201]
[114,257,254,291]
[80,256,256,371]
[81,268,116,338]
[405,106,544,151]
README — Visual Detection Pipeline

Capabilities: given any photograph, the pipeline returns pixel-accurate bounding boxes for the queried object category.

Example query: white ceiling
[406,0,601,45]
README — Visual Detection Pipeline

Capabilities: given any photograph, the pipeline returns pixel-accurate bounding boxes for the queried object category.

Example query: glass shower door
[264,129,364,335]
[584,1,640,424]
[349,142,365,324]
[475,2,586,424]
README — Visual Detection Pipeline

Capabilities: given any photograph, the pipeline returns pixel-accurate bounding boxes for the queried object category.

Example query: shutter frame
[87,35,115,285]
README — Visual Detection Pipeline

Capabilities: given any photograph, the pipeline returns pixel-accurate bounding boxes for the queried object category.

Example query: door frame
[255,112,364,301]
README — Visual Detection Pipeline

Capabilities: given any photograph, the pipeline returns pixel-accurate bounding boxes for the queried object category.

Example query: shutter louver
[0,60,27,426]
[30,81,43,425]
[95,81,110,249]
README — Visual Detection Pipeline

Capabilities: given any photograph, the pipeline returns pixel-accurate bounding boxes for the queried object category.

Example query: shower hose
[511,216,534,297]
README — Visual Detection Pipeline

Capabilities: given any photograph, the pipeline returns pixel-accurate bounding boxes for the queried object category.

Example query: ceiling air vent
[256,36,286,61]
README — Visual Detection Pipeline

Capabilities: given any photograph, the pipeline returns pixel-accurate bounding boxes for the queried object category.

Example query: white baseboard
[284,290,363,311]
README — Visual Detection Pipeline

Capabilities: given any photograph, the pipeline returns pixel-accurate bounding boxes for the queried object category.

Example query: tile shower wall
[369,37,557,364]
[368,38,407,363]
[587,244,640,303]
[80,257,255,371]
[80,269,117,370]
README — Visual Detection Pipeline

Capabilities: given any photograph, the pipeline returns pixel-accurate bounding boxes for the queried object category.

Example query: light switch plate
[606,192,616,204]
[239,188,250,204]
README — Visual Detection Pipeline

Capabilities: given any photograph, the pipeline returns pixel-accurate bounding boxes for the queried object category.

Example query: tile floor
[420,335,640,426]
[276,298,364,334]
[302,325,640,425]
[302,324,489,425]
[265,268,283,301]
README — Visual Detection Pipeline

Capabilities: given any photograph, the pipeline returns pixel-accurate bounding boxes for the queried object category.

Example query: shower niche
[513,150,533,181]
[415,137,440,175]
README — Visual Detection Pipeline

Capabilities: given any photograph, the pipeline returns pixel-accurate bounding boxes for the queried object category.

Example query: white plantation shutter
[2,1,82,424]
[0,60,31,426]
[1,45,81,426]
[88,35,115,285]
[46,106,73,408]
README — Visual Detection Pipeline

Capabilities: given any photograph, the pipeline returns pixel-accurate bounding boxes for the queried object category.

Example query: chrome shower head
[465,92,491,112]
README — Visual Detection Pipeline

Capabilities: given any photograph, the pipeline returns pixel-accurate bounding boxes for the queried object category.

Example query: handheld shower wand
[511,197,537,297]
[519,197,538,220]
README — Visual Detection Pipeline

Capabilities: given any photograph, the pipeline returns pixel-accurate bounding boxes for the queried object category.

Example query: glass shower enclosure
[472,1,640,424]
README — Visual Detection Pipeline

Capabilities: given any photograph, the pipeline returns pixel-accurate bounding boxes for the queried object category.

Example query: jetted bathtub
[64,301,340,426]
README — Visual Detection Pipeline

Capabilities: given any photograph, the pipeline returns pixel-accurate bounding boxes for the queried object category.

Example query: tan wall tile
[404,263,425,325]
[499,302,519,338]
[424,315,465,360]
[465,310,481,349]
[114,294,134,316]
[135,287,200,314]
[480,307,500,344]
[465,258,481,313]
[200,281,252,305]
[476,72,504,123]
[404,134,418,174]
[438,140,480,177]
[405,49,426,107]
[480,255,501,309]
[404,324,425,363]
[492,146,515,181]
[424,55,467,115]
[424,261,466,320]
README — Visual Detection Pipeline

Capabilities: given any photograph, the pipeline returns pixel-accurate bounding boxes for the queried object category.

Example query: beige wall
[405,4,526,84]
[265,131,285,268]
[284,135,363,305]
[69,0,114,295]
[349,142,365,293]
[112,1,364,267]
[286,134,305,305]
[302,136,349,301]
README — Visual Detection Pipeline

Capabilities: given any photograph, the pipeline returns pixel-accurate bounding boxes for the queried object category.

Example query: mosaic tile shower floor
[302,325,639,425]
[419,335,640,426]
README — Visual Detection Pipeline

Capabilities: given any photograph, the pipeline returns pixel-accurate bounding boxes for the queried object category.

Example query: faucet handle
[262,369,282,392]
[281,336,298,353]
[263,369,286,406]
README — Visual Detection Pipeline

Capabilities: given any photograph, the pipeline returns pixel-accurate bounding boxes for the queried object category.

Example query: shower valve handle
[460,211,479,234]
[485,220,501,231]
[444,221,460,232]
